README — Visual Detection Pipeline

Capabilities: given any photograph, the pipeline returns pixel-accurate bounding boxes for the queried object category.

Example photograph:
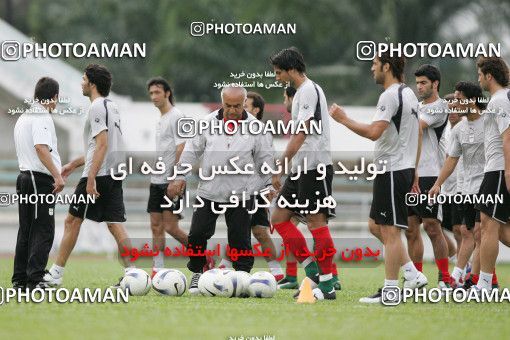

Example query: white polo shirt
[14,103,61,175]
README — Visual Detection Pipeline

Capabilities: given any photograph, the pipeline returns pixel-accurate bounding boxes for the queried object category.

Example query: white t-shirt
[372,83,420,172]
[291,78,332,172]
[448,116,485,195]
[418,98,449,177]
[14,103,61,175]
[151,107,186,184]
[440,121,464,195]
[82,97,125,178]
[483,88,510,173]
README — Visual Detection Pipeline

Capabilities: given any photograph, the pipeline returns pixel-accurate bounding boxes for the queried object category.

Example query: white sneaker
[450,276,462,289]
[359,288,382,304]
[312,288,324,300]
[189,273,201,296]
[438,280,450,289]
[42,270,62,287]
[403,271,428,289]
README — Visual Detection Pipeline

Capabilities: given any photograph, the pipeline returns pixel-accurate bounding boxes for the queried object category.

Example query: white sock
[384,279,399,287]
[219,258,232,269]
[401,261,418,281]
[49,264,65,278]
[267,260,284,276]
[476,271,493,290]
[301,256,314,268]
[320,273,333,282]
[153,252,164,269]
[451,266,463,281]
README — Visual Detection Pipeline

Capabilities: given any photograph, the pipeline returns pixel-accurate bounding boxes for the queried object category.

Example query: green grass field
[1,257,509,340]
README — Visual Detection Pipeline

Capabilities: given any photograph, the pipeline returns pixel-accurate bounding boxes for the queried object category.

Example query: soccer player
[429,81,486,288]
[439,93,463,265]
[405,64,451,288]
[44,64,134,287]
[472,57,510,292]
[12,77,64,289]
[329,52,427,303]
[217,91,285,282]
[276,86,341,290]
[269,47,337,300]
[168,85,274,294]
[146,77,197,277]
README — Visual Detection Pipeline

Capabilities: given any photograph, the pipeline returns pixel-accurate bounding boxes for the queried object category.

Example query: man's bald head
[220,85,247,120]
[221,85,247,102]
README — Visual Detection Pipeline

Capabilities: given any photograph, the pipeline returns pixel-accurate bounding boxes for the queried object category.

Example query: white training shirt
[291,78,332,173]
[151,107,187,184]
[82,97,125,178]
[417,98,449,177]
[14,103,61,175]
[448,116,485,195]
[440,120,464,195]
[482,88,510,173]
[372,83,420,172]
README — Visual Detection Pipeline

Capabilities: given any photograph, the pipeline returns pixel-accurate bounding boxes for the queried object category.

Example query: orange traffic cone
[296,277,316,304]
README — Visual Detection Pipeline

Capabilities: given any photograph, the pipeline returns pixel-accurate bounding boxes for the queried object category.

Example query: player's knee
[64,215,81,235]
[151,223,164,236]
[460,227,473,239]
[405,224,420,239]
[162,219,178,233]
[368,222,379,237]
[381,226,400,240]
[252,226,268,241]
[306,215,327,230]
[423,221,441,238]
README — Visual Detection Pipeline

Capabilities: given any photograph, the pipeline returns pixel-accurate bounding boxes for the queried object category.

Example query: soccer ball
[226,271,251,298]
[247,271,277,298]
[120,268,151,296]
[198,269,234,297]
[152,269,187,296]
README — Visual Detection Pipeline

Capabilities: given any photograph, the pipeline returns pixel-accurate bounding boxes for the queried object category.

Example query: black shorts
[250,195,270,228]
[441,199,463,231]
[460,197,480,230]
[408,176,442,221]
[69,176,126,223]
[278,164,335,220]
[146,183,183,218]
[475,171,510,223]
[370,168,414,229]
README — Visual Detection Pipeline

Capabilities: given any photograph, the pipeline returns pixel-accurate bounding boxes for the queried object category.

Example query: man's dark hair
[147,77,174,105]
[414,64,441,91]
[269,47,306,73]
[455,81,487,110]
[34,77,59,102]
[477,57,509,87]
[247,91,265,120]
[85,64,112,97]
[444,93,455,102]
[378,51,405,82]
[285,86,297,98]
